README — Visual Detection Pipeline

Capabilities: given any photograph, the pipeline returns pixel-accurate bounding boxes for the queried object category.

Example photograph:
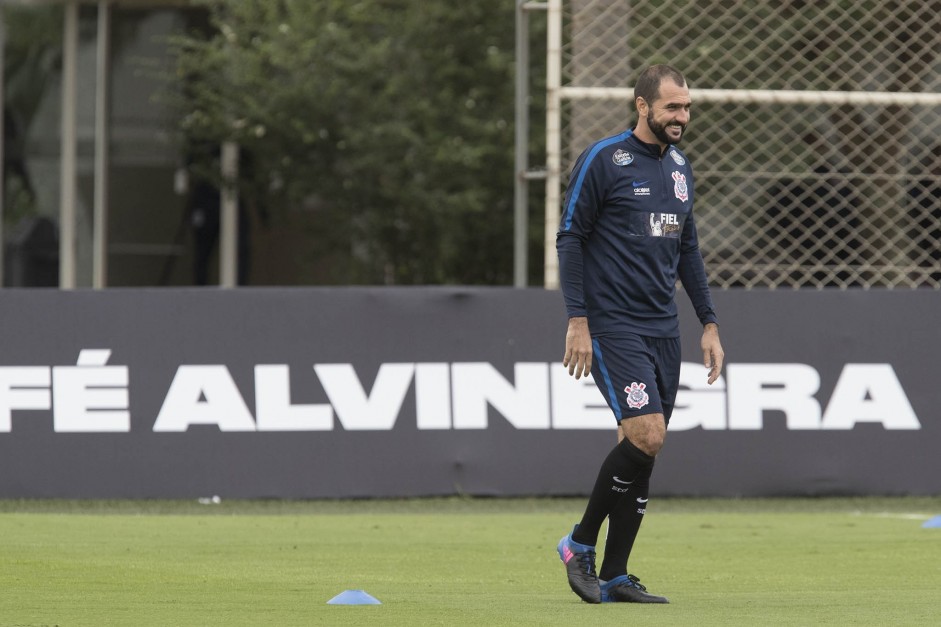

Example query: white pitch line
[851,512,935,521]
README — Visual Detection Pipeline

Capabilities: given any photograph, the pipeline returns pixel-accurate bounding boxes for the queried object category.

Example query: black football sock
[599,461,653,581]
[571,437,654,547]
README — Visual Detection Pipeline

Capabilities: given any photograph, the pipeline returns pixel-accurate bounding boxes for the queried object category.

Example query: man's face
[644,80,691,146]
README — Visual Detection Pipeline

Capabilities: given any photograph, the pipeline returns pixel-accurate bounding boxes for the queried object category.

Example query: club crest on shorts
[624,381,649,409]
[672,171,688,202]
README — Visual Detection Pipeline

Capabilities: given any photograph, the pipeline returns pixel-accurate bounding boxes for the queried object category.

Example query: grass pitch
[1,497,939,626]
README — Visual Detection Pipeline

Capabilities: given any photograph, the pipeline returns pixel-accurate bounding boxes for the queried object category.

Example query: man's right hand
[563,316,592,379]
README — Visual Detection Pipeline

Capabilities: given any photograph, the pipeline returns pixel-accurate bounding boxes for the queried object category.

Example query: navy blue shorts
[590,333,682,425]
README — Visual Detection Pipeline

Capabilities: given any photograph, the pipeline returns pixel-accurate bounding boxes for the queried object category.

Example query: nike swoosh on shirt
[613,476,633,484]
[636,497,649,503]
[632,180,649,188]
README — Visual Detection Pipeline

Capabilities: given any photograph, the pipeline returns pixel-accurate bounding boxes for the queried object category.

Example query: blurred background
[1,1,939,500]
[1,0,538,288]
[5,0,939,292]
[554,0,941,291]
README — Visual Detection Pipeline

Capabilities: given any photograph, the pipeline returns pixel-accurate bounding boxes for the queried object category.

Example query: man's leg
[599,415,657,580]
[559,414,663,603]
[597,463,667,603]
[599,459,652,582]
[571,415,661,546]
[597,337,680,604]
[558,334,666,603]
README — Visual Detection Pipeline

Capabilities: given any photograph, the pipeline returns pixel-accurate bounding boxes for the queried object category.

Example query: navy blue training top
[556,129,718,338]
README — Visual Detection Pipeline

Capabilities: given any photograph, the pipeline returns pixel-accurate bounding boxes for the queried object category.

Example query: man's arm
[557,141,606,379]
[677,212,718,327]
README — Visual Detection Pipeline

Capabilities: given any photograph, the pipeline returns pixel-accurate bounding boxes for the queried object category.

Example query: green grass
[1,497,939,626]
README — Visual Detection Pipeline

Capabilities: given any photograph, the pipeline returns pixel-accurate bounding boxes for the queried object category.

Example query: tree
[3,4,63,226]
[171,0,528,285]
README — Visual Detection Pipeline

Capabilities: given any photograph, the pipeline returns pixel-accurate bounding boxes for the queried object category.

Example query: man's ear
[635,96,648,116]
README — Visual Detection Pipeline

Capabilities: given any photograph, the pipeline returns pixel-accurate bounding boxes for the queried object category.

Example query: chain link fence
[554,0,941,289]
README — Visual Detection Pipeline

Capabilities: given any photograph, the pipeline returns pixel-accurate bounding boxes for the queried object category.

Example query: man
[555,64,724,604]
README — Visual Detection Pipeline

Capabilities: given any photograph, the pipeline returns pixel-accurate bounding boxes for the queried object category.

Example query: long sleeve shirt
[556,129,718,338]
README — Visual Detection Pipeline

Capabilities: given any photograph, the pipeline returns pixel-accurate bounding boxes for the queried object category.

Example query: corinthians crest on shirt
[624,381,649,409]
[672,171,688,202]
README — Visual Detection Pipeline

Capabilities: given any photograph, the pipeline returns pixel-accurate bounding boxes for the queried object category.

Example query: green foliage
[171,0,526,284]
[2,3,62,116]
[2,3,63,226]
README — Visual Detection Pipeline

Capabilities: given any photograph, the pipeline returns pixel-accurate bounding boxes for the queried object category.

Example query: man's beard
[647,111,685,145]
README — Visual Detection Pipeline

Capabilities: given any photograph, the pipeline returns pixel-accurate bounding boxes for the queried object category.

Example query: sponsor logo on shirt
[670,149,686,165]
[649,213,681,237]
[612,149,634,166]
[632,179,651,196]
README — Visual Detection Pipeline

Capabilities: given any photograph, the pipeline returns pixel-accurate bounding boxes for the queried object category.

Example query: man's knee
[619,413,666,456]
[634,433,665,457]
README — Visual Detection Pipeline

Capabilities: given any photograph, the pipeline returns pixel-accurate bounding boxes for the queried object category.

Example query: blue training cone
[327,589,382,605]
[922,516,941,529]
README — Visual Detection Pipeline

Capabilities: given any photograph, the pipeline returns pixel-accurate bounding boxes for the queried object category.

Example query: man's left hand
[701,322,724,385]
